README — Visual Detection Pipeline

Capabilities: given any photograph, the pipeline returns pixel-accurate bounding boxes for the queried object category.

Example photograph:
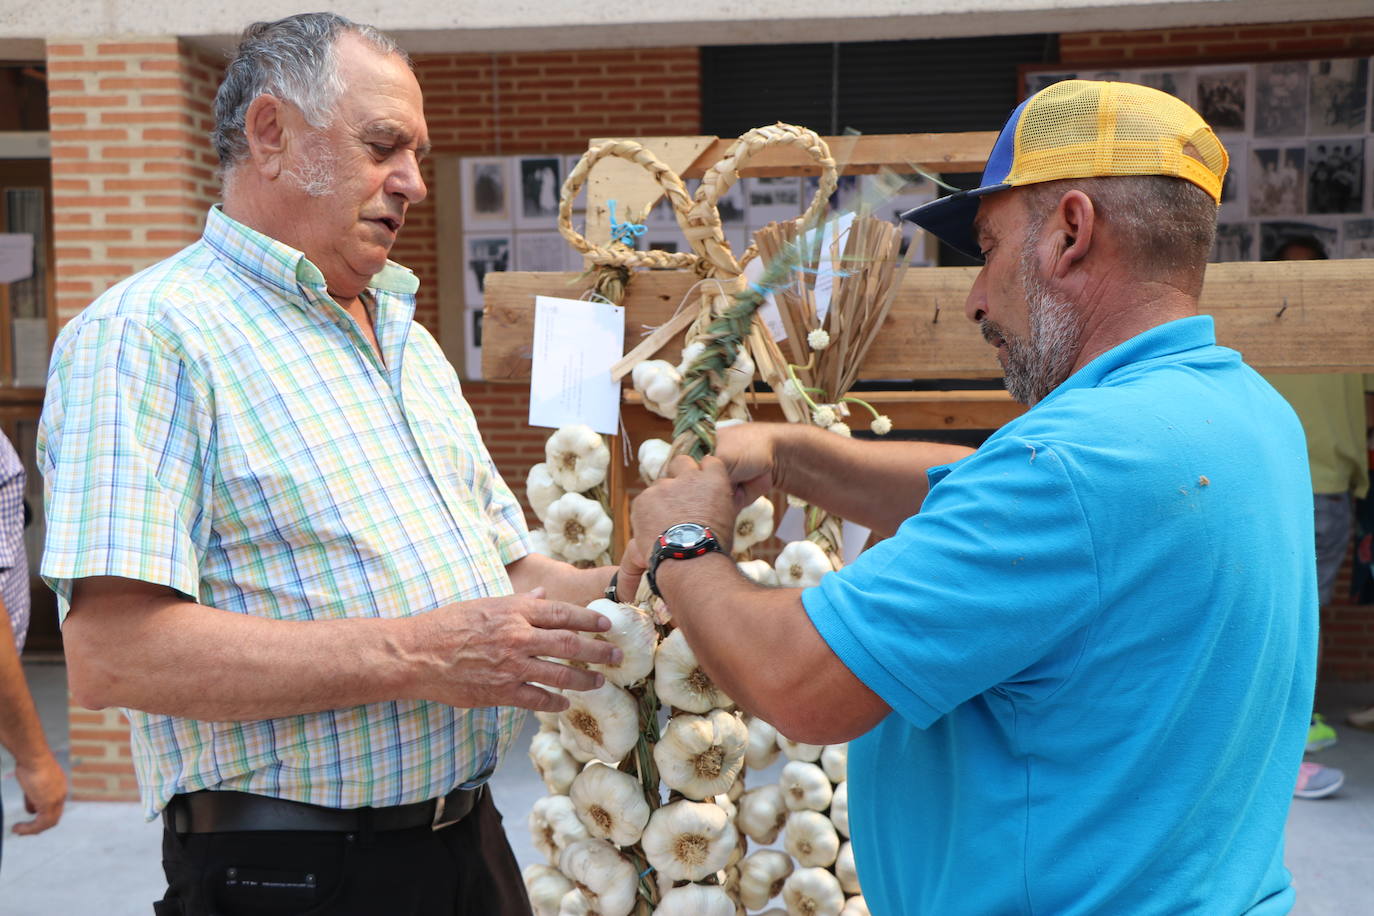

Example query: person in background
[1262,234,1373,799]
[0,431,66,870]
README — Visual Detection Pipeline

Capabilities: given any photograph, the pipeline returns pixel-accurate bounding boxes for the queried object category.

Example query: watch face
[663,522,708,548]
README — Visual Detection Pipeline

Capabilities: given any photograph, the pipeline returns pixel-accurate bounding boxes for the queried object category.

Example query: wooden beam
[668,132,999,178]
[622,390,1024,433]
[482,258,1374,381]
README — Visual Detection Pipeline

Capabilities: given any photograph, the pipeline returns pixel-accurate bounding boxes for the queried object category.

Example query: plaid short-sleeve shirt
[38,206,532,819]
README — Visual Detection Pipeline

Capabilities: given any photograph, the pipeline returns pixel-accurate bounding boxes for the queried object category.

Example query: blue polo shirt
[805,316,1315,915]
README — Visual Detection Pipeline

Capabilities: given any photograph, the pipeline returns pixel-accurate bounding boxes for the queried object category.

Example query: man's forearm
[0,611,54,766]
[772,425,973,538]
[506,552,613,606]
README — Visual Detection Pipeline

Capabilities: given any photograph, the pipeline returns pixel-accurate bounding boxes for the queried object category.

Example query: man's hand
[409,588,622,713]
[628,455,739,573]
[11,751,66,836]
[715,423,782,510]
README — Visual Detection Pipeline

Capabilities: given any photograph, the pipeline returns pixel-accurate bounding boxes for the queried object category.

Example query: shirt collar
[1034,315,1217,409]
[201,205,420,305]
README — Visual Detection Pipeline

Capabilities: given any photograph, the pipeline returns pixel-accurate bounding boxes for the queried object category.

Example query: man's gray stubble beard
[994,235,1084,406]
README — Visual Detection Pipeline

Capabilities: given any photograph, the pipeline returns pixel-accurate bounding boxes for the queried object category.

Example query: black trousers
[153,789,532,916]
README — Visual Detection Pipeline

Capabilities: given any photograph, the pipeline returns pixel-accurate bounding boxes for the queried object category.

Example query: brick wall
[46,36,222,799]
[390,47,702,524]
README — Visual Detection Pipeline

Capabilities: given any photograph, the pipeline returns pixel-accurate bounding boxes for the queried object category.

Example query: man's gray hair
[1019,176,1218,281]
[212,12,410,167]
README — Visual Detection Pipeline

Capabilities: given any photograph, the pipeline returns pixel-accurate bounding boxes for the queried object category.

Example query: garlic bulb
[783,866,846,916]
[545,425,611,493]
[569,762,651,847]
[526,463,568,523]
[535,709,561,732]
[638,438,672,484]
[735,783,788,844]
[775,539,833,589]
[720,346,756,405]
[745,716,781,770]
[528,528,558,559]
[545,492,614,562]
[655,627,733,713]
[558,681,639,763]
[737,559,778,587]
[655,708,748,800]
[558,838,638,916]
[654,883,736,916]
[737,849,794,910]
[557,718,598,763]
[841,896,870,916]
[557,889,593,916]
[780,760,833,812]
[732,496,775,554]
[585,599,658,687]
[784,809,841,868]
[836,840,861,895]
[524,863,575,916]
[778,734,823,762]
[641,799,738,882]
[830,780,849,838]
[529,794,590,863]
[821,743,848,783]
[632,359,682,419]
[529,729,580,795]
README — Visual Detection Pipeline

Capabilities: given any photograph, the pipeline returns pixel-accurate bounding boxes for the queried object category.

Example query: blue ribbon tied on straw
[608,199,647,247]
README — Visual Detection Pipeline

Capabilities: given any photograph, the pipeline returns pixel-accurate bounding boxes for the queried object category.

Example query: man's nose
[389,151,428,205]
[965,268,988,323]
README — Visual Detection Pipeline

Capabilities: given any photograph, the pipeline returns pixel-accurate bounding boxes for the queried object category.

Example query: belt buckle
[432,790,466,832]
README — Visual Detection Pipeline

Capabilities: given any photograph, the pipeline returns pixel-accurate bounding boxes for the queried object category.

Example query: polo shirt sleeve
[40,317,211,615]
[803,435,1100,729]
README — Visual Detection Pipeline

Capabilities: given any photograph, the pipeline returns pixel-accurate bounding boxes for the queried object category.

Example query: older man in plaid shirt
[38,14,622,916]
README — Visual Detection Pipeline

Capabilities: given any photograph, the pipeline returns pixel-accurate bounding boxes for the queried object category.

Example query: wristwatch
[646,522,722,599]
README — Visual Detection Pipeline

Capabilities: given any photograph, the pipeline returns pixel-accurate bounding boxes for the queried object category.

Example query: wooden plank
[621,390,1024,433]
[674,132,998,178]
[482,259,1374,381]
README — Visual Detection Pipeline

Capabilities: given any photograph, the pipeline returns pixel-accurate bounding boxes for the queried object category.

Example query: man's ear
[1048,189,1096,280]
[242,94,289,180]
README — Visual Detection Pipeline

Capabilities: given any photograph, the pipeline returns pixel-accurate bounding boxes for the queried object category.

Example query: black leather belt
[163,785,480,835]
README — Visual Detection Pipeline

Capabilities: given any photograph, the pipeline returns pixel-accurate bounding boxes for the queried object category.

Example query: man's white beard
[987,242,1084,406]
[284,140,336,199]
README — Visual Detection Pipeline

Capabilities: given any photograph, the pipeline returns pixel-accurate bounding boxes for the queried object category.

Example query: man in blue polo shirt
[621,80,1314,914]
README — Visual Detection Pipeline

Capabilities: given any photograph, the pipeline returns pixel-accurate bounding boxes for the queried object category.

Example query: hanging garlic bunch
[655,627,733,713]
[584,599,658,687]
[544,492,614,563]
[632,359,683,419]
[545,424,611,493]
[654,707,748,800]
[569,762,651,847]
[641,799,739,882]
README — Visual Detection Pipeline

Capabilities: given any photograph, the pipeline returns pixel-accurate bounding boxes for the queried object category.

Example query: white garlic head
[526,463,568,523]
[778,733,824,763]
[841,895,871,916]
[735,783,788,845]
[528,527,558,559]
[545,425,611,493]
[558,837,638,916]
[820,743,848,783]
[585,599,658,687]
[529,729,580,795]
[654,883,736,916]
[557,889,592,916]
[836,840,861,895]
[523,863,574,916]
[830,780,849,838]
[569,762,652,848]
[780,760,833,812]
[637,438,672,484]
[732,496,776,554]
[529,794,590,864]
[655,627,733,713]
[556,718,598,763]
[737,559,778,587]
[544,492,615,563]
[641,799,738,882]
[744,716,781,770]
[784,809,841,868]
[558,680,640,763]
[737,849,794,910]
[782,866,846,916]
[632,359,683,419]
[654,708,748,801]
[775,539,833,589]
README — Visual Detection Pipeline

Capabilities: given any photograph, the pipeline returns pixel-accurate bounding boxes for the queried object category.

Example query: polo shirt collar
[1034,315,1217,409]
[201,205,420,306]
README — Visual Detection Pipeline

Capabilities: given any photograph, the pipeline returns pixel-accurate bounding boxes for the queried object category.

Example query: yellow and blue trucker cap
[903,79,1229,260]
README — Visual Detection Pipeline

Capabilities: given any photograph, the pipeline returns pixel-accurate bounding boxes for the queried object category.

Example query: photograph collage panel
[1025,55,1374,265]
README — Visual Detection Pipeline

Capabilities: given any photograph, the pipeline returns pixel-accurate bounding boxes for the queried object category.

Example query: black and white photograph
[1255,61,1309,138]
[517,156,562,229]
[1218,138,1247,222]
[1249,147,1306,217]
[464,307,484,381]
[1211,223,1255,263]
[1309,57,1369,134]
[461,157,511,228]
[463,235,511,307]
[1025,71,1076,97]
[1307,139,1365,214]
[1196,69,1248,132]
[1344,218,1374,258]
[1139,69,1193,106]
[1259,219,1338,262]
[515,231,573,272]
[747,176,803,225]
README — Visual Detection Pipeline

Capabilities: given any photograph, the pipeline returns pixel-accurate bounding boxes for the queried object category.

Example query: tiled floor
[1,662,1370,915]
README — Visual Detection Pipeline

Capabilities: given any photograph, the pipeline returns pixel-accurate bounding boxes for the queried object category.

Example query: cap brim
[900,183,1010,262]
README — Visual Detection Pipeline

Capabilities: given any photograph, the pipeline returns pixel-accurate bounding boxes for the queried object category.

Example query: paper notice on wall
[0,234,34,284]
[528,295,625,435]
[775,504,871,566]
